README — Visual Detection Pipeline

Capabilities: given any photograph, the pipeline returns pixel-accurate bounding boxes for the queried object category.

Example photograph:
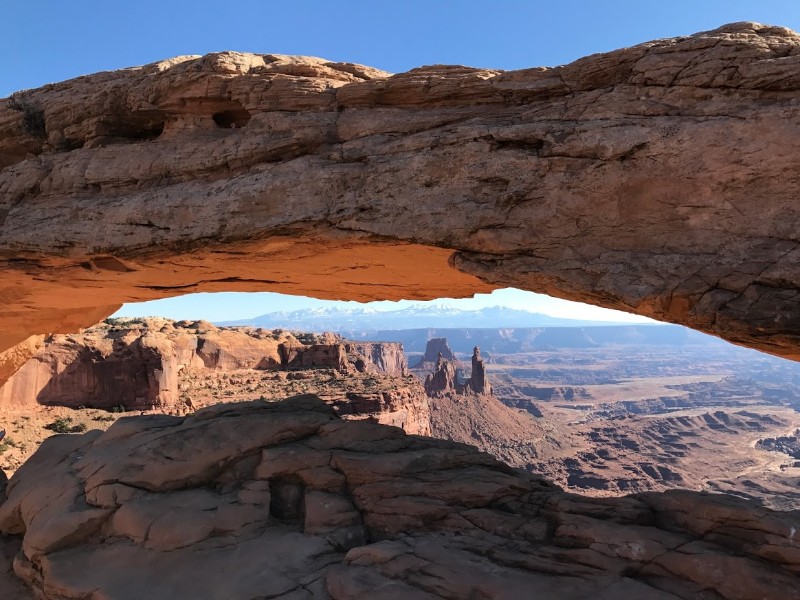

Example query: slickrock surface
[1,22,800,361]
[0,395,798,599]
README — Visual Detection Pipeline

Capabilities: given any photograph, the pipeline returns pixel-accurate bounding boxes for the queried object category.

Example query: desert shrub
[8,92,46,139]
[44,417,87,434]
[0,438,19,454]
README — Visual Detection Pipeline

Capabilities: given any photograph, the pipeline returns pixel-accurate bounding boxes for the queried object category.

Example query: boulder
[0,395,797,599]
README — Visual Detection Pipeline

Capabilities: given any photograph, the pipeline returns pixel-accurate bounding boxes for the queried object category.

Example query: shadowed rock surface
[3,21,800,600]
[1,22,800,362]
[0,395,798,599]
[0,319,431,473]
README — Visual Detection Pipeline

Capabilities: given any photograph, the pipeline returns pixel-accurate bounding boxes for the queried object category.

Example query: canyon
[3,319,800,508]
[1,20,800,599]
[0,341,797,599]
[0,319,431,472]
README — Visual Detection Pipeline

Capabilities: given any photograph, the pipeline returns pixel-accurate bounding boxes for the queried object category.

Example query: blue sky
[3,1,800,97]
[110,289,656,323]
[5,2,798,323]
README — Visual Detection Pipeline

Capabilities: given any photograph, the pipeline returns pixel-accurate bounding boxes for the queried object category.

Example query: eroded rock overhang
[1,21,799,366]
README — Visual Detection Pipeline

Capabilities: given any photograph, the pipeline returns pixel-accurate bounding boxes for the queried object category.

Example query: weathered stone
[0,395,796,598]
[0,319,410,409]
[466,346,491,394]
[0,23,799,362]
[424,353,460,396]
[421,343,492,396]
[412,338,459,371]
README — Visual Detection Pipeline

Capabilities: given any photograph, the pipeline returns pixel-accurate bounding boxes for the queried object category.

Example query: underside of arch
[1,22,800,383]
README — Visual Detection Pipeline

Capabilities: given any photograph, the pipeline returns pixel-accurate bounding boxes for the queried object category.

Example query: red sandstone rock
[423,354,460,397]
[0,23,800,362]
[465,346,491,395]
[0,319,411,411]
[422,344,492,397]
[412,338,459,371]
[0,395,797,599]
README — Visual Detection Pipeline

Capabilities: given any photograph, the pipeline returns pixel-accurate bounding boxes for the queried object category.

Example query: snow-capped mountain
[218,304,634,332]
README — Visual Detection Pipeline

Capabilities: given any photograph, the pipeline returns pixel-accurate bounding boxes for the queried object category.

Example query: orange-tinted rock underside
[1,22,799,376]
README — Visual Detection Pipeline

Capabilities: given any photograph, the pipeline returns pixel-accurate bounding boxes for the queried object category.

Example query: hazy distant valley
[350,320,800,510]
[483,339,800,510]
[2,307,800,511]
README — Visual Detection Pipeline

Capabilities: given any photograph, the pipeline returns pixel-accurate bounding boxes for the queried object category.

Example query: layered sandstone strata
[0,23,799,364]
[0,319,412,410]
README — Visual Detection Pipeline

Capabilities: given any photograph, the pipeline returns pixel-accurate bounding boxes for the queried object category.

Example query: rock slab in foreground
[0,396,798,599]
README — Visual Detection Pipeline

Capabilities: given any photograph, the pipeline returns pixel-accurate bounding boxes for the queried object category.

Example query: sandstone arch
[1,21,800,378]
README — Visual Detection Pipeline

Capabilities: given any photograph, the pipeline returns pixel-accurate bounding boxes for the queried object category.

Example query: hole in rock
[269,478,305,521]
[97,112,166,143]
[212,108,251,129]
[58,138,85,151]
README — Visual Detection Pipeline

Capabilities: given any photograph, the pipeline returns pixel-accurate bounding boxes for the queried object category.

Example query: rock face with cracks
[2,21,800,599]
[0,319,410,410]
[0,395,798,599]
[1,22,800,362]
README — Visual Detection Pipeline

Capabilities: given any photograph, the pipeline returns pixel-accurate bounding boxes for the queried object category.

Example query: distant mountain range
[218,305,643,331]
[343,325,725,355]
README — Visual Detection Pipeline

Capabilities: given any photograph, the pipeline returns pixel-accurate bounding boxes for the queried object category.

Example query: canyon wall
[2,23,800,598]
[0,319,416,415]
[0,22,799,365]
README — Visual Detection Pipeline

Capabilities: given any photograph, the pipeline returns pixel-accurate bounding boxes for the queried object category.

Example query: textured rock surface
[0,395,798,599]
[1,22,800,361]
[423,345,491,397]
[423,354,460,397]
[466,346,491,394]
[412,338,459,371]
[0,318,422,421]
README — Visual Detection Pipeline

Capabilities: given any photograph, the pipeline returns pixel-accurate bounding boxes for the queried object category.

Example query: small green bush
[44,417,87,434]
[0,438,18,454]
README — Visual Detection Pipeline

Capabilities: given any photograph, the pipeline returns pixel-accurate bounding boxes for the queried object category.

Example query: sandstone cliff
[1,22,800,598]
[0,23,799,364]
[0,395,797,599]
[423,354,461,397]
[0,319,429,435]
